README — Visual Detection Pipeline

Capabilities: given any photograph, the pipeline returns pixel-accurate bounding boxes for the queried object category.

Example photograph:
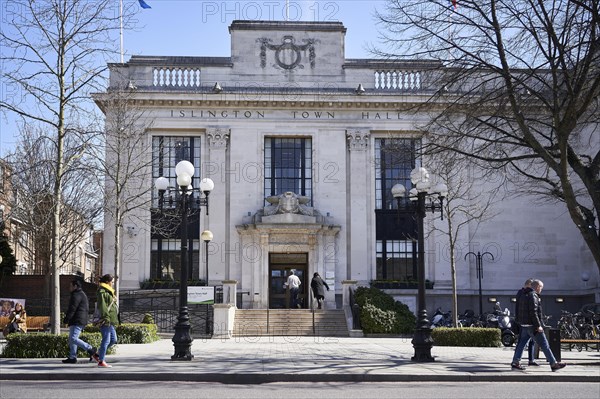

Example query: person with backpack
[96,274,119,368]
[62,279,98,364]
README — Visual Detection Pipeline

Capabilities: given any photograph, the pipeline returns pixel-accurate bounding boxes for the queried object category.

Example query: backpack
[91,297,116,326]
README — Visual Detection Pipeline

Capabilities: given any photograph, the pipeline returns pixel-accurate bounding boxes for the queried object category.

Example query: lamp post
[392,166,447,362]
[464,251,494,317]
[155,160,214,361]
[201,230,213,286]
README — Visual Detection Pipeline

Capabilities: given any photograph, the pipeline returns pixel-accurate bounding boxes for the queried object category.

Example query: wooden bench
[0,316,50,333]
[560,339,600,351]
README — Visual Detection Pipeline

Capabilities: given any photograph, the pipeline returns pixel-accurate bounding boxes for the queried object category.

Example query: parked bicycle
[557,310,583,351]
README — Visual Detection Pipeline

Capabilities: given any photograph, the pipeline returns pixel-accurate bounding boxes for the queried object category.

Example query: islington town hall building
[96,20,598,329]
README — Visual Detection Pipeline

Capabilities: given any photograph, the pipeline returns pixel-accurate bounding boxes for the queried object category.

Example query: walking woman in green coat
[97,274,119,367]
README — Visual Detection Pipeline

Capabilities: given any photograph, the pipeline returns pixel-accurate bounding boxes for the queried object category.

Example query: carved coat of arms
[257,36,318,70]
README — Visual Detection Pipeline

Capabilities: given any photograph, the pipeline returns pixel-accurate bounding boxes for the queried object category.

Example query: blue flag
[138,0,151,9]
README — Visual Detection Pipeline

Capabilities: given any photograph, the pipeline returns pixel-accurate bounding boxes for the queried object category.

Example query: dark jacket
[310,276,329,298]
[64,287,90,326]
[514,287,531,320]
[516,289,545,330]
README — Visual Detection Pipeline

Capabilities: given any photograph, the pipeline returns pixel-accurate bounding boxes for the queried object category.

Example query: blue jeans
[512,326,557,365]
[99,325,118,362]
[512,328,534,364]
[68,325,93,359]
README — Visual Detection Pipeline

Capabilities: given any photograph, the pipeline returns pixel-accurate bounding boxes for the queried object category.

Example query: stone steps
[233,309,348,337]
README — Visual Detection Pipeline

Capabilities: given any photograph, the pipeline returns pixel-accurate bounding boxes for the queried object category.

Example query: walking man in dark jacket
[62,279,98,364]
[310,272,330,309]
[512,278,537,366]
[510,279,566,371]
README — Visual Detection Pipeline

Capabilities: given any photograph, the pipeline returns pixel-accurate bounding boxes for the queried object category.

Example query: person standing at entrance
[310,272,329,309]
[62,279,98,364]
[286,270,301,309]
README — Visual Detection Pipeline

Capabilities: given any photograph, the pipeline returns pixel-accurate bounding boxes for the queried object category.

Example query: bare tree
[93,86,155,299]
[428,153,500,326]
[6,124,102,295]
[375,0,600,271]
[0,0,131,333]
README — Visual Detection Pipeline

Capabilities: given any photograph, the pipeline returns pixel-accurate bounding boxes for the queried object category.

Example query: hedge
[1,332,114,358]
[355,286,416,334]
[431,327,502,347]
[2,323,159,358]
[83,323,159,344]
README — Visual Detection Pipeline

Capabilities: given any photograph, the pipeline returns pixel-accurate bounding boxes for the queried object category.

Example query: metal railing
[119,286,224,336]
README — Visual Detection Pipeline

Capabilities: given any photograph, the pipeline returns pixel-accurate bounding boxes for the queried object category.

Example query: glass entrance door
[269,253,308,309]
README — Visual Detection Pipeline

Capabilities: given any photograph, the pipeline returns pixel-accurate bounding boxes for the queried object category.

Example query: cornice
[100,98,438,111]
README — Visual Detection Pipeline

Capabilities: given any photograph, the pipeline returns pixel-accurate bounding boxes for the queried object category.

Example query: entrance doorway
[269,253,308,309]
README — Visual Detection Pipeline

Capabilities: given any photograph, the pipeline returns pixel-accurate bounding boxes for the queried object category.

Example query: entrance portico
[236,192,340,309]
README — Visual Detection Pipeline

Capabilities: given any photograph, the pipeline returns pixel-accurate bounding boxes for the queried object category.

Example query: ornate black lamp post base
[171,307,194,361]
[411,310,435,362]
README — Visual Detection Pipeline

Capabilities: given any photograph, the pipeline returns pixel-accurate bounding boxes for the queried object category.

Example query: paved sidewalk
[1,337,599,383]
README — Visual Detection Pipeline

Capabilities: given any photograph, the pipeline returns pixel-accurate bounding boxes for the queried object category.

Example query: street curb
[1,372,598,384]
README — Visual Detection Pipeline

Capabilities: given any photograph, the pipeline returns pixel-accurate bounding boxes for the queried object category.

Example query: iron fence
[119,286,223,337]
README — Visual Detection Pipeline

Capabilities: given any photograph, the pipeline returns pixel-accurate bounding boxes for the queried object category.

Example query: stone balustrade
[152,67,202,88]
[109,56,442,94]
[374,70,422,91]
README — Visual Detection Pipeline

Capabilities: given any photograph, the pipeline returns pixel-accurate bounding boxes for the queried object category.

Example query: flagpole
[120,0,124,63]
[285,0,289,21]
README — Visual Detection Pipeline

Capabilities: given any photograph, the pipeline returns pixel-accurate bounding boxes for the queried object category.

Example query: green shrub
[84,323,159,344]
[431,327,501,347]
[1,332,115,358]
[141,313,155,324]
[355,286,416,334]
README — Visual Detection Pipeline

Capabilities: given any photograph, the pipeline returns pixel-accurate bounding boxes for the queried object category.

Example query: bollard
[548,328,561,362]
[534,327,560,362]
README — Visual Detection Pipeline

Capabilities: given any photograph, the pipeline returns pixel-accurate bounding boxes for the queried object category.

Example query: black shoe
[511,363,526,370]
[528,361,540,366]
[551,362,566,372]
[62,358,77,364]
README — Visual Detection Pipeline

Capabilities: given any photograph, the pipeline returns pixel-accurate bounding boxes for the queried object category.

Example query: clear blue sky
[0,0,388,156]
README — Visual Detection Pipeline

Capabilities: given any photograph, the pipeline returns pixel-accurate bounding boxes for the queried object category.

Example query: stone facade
[97,21,599,317]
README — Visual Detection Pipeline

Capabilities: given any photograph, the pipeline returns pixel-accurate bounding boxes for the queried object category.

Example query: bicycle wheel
[559,325,571,350]
[581,325,594,340]
[571,327,583,352]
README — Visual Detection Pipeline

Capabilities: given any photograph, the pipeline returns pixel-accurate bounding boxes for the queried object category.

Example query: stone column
[222,279,238,306]
[212,280,237,340]
[342,280,358,307]
[346,130,371,283]
[341,279,363,336]
[205,127,229,284]
[254,232,269,309]
[322,225,341,309]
